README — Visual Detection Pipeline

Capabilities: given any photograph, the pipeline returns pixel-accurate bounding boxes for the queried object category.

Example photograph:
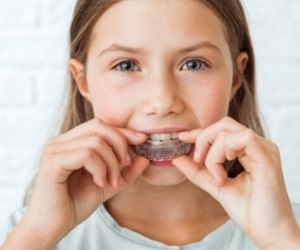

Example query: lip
[149,160,174,167]
[136,127,190,135]
[148,144,194,168]
[133,142,194,169]
[132,126,193,166]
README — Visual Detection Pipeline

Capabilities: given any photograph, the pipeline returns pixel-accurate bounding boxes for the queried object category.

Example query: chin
[140,164,187,187]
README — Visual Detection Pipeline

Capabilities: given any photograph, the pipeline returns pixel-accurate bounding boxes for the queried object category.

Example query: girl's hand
[19,118,149,248]
[173,117,300,249]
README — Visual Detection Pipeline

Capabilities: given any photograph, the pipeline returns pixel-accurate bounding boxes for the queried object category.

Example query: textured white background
[0,0,300,240]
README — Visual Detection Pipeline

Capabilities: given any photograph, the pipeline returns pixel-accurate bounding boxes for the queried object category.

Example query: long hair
[24,0,265,204]
[201,0,265,176]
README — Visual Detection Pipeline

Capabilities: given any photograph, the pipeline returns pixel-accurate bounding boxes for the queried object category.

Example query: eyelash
[112,60,139,73]
[181,58,209,72]
[111,58,209,73]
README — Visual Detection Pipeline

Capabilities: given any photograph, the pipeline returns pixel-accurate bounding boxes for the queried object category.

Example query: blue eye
[181,59,207,71]
[114,60,138,72]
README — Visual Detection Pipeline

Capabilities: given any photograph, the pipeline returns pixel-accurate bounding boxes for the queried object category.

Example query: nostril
[139,92,184,116]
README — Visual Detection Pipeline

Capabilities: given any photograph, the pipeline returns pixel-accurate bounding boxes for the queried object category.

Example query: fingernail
[125,152,131,165]
[193,149,200,162]
[98,178,106,188]
[135,132,146,137]
[114,176,120,188]
[179,131,189,137]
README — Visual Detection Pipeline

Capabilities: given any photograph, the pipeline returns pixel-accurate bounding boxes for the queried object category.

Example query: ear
[230,52,249,99]
[69,58,91,100]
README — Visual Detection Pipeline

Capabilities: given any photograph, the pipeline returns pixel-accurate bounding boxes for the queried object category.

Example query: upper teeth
[148,133,179,141]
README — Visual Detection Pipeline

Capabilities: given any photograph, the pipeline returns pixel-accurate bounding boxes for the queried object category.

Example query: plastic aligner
[133,139,192,161]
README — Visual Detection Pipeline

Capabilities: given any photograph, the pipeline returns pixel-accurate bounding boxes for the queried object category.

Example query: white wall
[0,0,300,240]
[244,0,300,202]
[0,0,76,239]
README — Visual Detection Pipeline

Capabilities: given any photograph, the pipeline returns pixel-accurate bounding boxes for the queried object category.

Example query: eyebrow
[98,44,145,57]
[98,41,221,57]
[178,41,221,54]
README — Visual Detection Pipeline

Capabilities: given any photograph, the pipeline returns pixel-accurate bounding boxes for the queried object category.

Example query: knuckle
[273,144,280,155]
[204,157,213,168]
[42,135,61,154]
[117,134,128,148]
[243,128,257,142]
[42,140,54,154]
[44,137,55,147]
[218,131,228,140]
[40,154,60,176]
[269,141,280,156]
[81,147,96,159]
[221,116,234,124]
[46,136,56,145]
[92,135,105,148]
[40,153,52,166]
[92,118,104,127]
[195,133,203,144]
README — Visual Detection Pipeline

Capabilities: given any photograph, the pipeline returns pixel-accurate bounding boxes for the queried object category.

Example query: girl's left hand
[172,117,300,249]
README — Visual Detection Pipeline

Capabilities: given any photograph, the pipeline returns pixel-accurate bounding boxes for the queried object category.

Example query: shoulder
[3,206,260,250]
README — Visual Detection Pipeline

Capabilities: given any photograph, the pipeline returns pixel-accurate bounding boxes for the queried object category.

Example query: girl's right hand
[17,118,149,248]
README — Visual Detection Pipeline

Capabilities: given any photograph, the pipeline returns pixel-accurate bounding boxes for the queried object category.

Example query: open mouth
[133,133,192,161]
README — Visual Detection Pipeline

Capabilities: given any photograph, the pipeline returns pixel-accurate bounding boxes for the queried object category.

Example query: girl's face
[70,0,247,186]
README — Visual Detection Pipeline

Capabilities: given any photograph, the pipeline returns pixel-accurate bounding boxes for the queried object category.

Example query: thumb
[172,156,222,201]
[119,156,149,187]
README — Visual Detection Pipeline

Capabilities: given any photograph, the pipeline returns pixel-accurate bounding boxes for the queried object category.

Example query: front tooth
[150,134,161,141]
[160,133,171,141]
[171,132,178,139]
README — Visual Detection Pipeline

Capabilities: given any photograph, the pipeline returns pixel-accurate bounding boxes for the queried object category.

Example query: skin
[2,0,300,249]
[74,0,246,187]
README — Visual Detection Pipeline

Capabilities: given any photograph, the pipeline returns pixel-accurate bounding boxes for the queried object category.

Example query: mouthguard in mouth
[133,133,192,161]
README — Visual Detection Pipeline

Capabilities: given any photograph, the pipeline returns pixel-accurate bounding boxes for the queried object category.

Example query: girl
[2,0,300,249]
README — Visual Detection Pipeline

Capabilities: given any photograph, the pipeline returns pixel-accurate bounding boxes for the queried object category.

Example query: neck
[105,180,228,245]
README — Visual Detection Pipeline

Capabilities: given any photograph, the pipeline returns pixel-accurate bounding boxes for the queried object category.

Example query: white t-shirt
[4,205,300,249]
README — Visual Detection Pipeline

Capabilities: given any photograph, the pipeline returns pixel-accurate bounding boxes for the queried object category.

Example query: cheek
[90,87,133,127]
[188,84,232,127]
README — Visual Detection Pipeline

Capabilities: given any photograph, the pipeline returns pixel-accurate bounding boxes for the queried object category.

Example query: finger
[51,118,147,146]
[222,129,281,179]
[116,128,148,145]
[178,117,245,163]
[178,129,202,143]
[204,131,234,185]
[192,118,245,163]
[203,117,245,135]
[119,156,149,188]
[178,129,210,164]
[178,117,244,142]
[172,156,221,198]
[42,149,108,188]
[45,136,123,185]
[48,124,146,167]
[204,128,280,183]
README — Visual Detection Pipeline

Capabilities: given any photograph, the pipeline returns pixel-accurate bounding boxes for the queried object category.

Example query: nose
[140,72,184,117]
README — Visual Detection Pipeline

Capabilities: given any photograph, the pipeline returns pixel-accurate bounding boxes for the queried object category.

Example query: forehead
[90,0,228,54]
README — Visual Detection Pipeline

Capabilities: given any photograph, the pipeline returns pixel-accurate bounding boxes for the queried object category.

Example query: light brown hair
[24,0,264,204]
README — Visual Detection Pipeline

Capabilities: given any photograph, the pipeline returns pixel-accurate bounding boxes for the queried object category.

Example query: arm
[173,117,300,249]
[262,229,300,250]
[1,118,149,249]
[1,221,55,250]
